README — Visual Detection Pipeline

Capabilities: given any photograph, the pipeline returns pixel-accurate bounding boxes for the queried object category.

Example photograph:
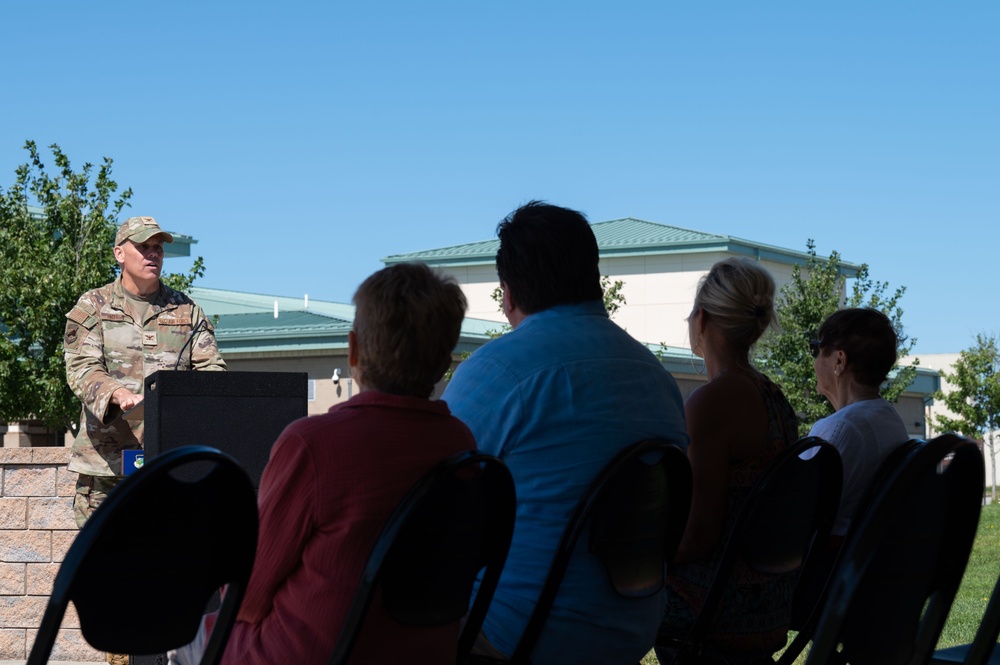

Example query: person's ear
[694,307,708,333]
[834,349,847,374]
[501,282,517,314]
[348,330,359,368]
[113,245,125,265]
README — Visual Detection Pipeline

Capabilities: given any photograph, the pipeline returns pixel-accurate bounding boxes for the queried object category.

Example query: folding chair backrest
[779,439,924,665]
[590,441,692,597]
[328,451,516,665]
[508,438,692,664]
[28,445,258,665]
[742,437,842,573]
[683,436,842,649]
[851,438,925,517]
[807,433,984,665]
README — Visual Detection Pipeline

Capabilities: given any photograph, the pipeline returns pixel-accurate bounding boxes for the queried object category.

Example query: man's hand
[111,387,144,411]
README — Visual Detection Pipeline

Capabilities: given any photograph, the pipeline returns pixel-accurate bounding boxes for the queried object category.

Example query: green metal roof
[188,286,495,356]
[188,287,354,354]
[188,287,355,319]
[383,217,860,275]
[186,286,935,396]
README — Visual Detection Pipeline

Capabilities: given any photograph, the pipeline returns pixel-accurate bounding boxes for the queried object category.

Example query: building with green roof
[384,217,862,352]
[3,216,939,446]
[197,216,933,437]
[184,286,498,414]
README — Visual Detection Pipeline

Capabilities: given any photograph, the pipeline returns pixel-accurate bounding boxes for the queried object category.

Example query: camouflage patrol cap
[115,216,174,246]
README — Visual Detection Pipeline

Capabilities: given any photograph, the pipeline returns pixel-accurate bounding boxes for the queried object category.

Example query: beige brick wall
[0,448,102,662]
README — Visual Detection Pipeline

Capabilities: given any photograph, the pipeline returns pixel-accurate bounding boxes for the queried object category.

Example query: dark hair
[352,262,467,398]
[495,200,603,314]
[816,308,899,387]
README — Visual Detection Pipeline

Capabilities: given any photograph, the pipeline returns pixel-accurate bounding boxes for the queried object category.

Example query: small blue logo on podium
[122,449,144,476]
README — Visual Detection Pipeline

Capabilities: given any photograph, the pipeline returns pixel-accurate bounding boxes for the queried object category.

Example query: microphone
[174,319,208,370]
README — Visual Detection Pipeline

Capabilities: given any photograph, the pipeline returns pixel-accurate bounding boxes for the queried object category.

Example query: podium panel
[133,371,307,665]
[143,370,308,489]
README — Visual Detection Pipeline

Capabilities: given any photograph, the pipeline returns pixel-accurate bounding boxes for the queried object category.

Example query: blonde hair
[352,262,467,397]
[693,257,776,350]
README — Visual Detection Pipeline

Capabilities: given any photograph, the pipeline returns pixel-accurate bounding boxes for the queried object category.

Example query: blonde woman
[657,257,798,665]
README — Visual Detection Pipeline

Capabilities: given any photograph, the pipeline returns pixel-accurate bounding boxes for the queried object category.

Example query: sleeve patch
[65,322,84,349]
[67,307,98,329]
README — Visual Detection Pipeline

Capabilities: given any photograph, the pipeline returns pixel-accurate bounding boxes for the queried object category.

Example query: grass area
[640,502,1000,665]
[936,500,1000,648]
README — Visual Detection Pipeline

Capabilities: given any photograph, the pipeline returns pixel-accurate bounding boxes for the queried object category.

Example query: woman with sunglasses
[809,307,910,540]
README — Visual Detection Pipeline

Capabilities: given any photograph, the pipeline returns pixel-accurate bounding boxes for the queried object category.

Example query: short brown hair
[352,262,467,397]
[816,308,898,387]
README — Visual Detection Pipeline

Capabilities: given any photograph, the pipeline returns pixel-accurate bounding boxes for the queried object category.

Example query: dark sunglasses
[809,339,841,358]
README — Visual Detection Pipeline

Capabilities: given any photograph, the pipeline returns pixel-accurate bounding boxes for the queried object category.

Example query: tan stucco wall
[439,253,806,348]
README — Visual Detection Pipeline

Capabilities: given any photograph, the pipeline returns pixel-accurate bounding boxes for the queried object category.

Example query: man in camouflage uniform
[64,216,226,530]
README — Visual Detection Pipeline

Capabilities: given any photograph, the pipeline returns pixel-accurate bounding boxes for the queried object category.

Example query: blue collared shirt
[443,300,688,663]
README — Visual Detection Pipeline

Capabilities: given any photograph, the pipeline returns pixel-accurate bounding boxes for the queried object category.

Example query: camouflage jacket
[64,277,226,477]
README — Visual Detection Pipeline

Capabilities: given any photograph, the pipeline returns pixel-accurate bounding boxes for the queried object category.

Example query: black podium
[133,370,308,665]
[143,369,309,489]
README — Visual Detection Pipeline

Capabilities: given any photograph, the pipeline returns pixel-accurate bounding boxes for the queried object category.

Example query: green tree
[0,141,205,436]
[935,334,1000,501]
[161,256,206,293]
[600,276,626,318]
[754,239,917,436]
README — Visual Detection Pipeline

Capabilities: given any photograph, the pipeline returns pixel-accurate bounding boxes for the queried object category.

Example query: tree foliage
[935,334,1000,499]
[754,239,917,436]
[161,256,206,293]
[0,142,205,435]
[600,276,626,319]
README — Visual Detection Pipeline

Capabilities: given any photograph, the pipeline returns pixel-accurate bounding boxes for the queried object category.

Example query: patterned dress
[660,369,799,660]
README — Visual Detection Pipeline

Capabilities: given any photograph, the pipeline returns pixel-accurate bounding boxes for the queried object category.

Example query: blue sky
[2,2,996,355]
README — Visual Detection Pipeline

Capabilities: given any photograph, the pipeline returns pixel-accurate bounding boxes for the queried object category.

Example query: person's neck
[121,274,160,298]
[838,382,880,409]
[704,346,753,381]
[506,306,527,328]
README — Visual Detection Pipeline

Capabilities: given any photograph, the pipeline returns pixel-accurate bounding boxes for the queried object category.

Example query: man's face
[114,236,165,285]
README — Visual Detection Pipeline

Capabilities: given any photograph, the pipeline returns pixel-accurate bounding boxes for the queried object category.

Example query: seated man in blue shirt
[443,200,688,664]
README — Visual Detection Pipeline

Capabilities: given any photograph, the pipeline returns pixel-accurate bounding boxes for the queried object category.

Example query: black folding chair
[27,445,258,665]
[328,451,516,665]
[659,436,843,665]
[467,438,693,665]
[931,566,1000,665]
[805,433,984,665]
[778,438,924,665]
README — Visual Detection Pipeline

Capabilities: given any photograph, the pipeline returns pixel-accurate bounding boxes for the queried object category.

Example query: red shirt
[221,391,476,665]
